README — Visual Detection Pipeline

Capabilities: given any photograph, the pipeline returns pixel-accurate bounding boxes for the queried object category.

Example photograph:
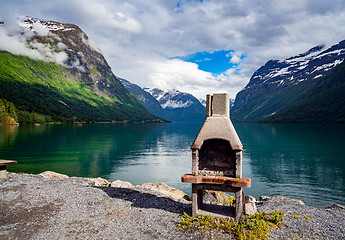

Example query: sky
[1,0,345,99]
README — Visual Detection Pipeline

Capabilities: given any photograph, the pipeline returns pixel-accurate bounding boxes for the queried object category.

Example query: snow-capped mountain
[144,88,206,122]
[244,42,345,91]
[146,89,193,109]
[0,16,158,123]
[231,40,345,122]
[119,79,167,120]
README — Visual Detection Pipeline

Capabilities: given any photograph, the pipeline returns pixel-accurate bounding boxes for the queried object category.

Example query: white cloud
[230,55,241,64]
[0,16,68,66]
[31,22,50,36]
[0,28,42,59]
[140,58,247,99]
[2,0,345,100]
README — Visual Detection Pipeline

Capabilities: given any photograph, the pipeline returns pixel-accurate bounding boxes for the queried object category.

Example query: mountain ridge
[0,16,161,123]
[231,39,345,122]
[262,59,345,123]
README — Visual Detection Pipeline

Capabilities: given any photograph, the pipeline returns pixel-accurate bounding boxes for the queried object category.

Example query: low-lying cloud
[0,16,68,66]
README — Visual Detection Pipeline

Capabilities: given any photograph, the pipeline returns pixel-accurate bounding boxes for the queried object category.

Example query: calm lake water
[1,122,344,208]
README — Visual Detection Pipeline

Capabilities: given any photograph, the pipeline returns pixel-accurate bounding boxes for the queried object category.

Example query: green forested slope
[0,51,158,123]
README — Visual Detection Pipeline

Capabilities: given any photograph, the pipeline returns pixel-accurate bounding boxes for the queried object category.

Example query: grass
[178,211,284,240]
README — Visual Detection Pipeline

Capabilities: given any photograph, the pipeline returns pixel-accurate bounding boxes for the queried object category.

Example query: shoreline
[1,171,345,239]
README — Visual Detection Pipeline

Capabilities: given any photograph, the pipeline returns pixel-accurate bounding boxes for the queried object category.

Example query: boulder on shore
[136,183,186,199]
[245,195,257,216]
[88,177,111,186]
[260,196,305,205]
[39,171,70,180]
[203,190,235,206]
[4,116,19,125]
[111,180,134,188]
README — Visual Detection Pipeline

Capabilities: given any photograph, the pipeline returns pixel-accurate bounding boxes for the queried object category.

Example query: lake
[1,122,344,208]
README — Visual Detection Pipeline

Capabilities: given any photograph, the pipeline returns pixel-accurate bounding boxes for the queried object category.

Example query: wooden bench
[0,160,18,178]
[181,174,251,188]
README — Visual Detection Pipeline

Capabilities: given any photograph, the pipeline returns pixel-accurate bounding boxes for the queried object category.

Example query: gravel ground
[257,197,345,239]
[1,173,344,240]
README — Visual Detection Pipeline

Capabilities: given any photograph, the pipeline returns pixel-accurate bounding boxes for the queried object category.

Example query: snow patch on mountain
[161,99,193,109]
[145,88,194,109]
[22,16,75,33]
[312,59,343,73]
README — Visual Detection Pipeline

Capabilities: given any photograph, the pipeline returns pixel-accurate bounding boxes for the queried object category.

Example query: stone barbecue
[182,93,251,219]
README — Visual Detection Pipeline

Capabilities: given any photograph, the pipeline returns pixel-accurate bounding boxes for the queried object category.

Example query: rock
[259,196,305,205]
[202,190,235,206]
[111,180,134,188]
[88,177,110,187]
[4,116,19,125]
[39,171,69,180]
[325,204,345,210]
[244,195,257,215]
[136,183,186,199]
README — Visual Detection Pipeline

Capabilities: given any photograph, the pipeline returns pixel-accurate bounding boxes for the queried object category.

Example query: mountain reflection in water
[1,122,344,208]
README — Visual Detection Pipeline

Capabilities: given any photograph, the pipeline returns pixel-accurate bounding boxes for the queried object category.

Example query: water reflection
[235,123,345,207]
[1,122,344,208]
[0,124,158,177]
[0,125,19,147]
[108,122,202,191]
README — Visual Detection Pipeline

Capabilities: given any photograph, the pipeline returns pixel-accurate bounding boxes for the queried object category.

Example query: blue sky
[176,50,246,75]
[1,0,345,99]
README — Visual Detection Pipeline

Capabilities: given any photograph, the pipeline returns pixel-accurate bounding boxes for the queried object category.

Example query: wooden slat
[181,174,251,188]
[0,160,18,165]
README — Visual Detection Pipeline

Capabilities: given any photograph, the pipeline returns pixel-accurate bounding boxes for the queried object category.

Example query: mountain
[119,78,167,120]
[263,59,345,123]
[231,40,345,122]
[198,98,206,107]
[0,17,160,123]
[145,88,206,122]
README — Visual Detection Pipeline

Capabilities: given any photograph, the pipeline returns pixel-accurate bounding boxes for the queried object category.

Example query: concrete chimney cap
[191,115,243,151]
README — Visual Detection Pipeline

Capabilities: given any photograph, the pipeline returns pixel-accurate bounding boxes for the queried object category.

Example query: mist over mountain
[0,17,160,123]
[231,40,345,123]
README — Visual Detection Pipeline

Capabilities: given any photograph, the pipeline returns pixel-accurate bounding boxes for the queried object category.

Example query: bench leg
[0,165,7,179]
[192,184,202,216]
[235,188,243,220]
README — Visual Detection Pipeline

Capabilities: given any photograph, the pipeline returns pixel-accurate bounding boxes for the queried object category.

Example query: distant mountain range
[0,17,161,123]
[119,79,168,120]
[119,78,206,122]
[231,40,345,123]
[144,88,205,122]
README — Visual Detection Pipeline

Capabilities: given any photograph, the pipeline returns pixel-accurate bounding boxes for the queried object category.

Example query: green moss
[178,211,285,240]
